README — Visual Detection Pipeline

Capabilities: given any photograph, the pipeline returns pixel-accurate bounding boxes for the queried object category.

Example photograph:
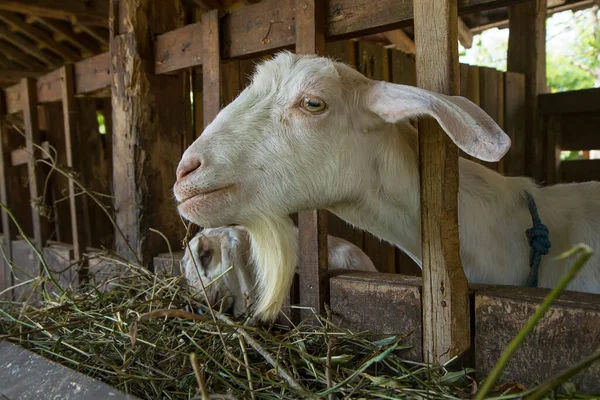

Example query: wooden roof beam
[471,0,595,33]
[0,69,44,79]
[0,0,108,27]
[33,18,102,56]
[0,25,60,67]
[383,29,416,54]
[73,25,109,49]
[0,12,81,62]
[0,41,47,71]
[458,17,473,48]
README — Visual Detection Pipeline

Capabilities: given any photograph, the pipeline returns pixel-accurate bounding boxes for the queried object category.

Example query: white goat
[174,52,600,322]
[181,225,376,317]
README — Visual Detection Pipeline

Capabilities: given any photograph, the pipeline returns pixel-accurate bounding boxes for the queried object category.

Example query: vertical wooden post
[414,0,470,364]
[110,0,187,265]
[60,64,88,269]
[545,115,561,184]
[22,77,49,252]
[508,0,547,181]
[295,0,329,323]
[0,94,13,298]
[202,9,221,127]
[504,72,526,177]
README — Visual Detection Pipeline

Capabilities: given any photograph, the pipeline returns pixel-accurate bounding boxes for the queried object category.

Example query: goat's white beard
[245,215,298,322]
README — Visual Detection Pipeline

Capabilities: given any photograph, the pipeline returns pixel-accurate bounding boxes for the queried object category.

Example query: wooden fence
[0,0,599,391]
[540,87,600,184]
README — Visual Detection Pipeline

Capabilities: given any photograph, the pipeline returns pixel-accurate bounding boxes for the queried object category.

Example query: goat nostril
[176,159,201,181]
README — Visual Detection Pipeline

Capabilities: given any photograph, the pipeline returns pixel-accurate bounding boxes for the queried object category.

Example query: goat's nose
[176,158,201,181]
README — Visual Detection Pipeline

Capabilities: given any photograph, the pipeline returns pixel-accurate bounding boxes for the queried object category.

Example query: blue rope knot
[524,192,551,288]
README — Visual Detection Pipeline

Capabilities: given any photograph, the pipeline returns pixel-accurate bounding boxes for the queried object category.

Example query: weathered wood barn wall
[0,0,599,392]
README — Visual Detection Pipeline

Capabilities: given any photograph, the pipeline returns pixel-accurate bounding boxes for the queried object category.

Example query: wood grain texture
[479,67,503,172]
[503,71,526,176]
[202,10,221,127]
[22,77,49,251]
[110,0,187,265]
[555,112,600,151]
[155,0,527,75]
[414,0,470,364]
[544,115,562,185]
[538,87,600,115]
[508,0,547,181]
[296,0,329,323]
[0,0,108,25]
[3,52,111,114]
[330,272,423,361]
[0,96,13,299]
[61,65,88,264]
[475,287,600,393]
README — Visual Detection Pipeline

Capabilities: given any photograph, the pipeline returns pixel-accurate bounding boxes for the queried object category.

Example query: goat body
[174,52,600,321]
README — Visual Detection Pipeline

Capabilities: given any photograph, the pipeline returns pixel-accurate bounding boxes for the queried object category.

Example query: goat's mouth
[178,184,237,204]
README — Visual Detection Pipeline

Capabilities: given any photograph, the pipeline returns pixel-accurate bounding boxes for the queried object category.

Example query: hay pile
[0,257,488,400]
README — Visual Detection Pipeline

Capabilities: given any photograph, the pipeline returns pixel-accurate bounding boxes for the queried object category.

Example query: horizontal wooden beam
[3,52,110,114]
[11,140,50,166]
[458,17,473,48]
[155,0,528,74]
[0,0,108,27]
[471,0,596,33]
[555,112,600,151]
[0,69,44,79]
[538,88,600,115]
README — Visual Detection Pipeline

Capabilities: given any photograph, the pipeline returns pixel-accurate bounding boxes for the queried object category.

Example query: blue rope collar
[524,191,551,287]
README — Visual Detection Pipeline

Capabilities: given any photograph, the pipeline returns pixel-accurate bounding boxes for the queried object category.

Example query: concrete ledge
[475,286,600,393]
[0,341,138,400]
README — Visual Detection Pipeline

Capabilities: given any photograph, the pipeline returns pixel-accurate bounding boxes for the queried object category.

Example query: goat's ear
[365,81,510,162]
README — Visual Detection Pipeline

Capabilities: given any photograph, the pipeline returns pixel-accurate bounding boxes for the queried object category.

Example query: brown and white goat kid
[181,225,376,317]
[174,52,600,322]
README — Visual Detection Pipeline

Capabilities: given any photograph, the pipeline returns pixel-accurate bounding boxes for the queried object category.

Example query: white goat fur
[181,225,376,317]
[174,52,600,321]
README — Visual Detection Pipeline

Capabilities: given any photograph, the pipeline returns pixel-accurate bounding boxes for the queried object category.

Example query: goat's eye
[199,250,212,266]
[301,97,326,113]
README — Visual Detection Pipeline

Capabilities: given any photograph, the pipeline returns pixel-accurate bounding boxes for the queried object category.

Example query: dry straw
[0,126,597,400]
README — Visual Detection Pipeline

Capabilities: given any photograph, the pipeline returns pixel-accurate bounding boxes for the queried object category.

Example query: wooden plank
[0,342,138,400]
[61,64,88,263]
[560,159,600,183]
[0,95,13,299]
[22,77,49,251]
[508,0,547,181]
[538,87,600,115]
[74,52,112,94]
[503,71,526,176]
[11,140,50,166]
[558,112,600,150]
[475,287,600,393]
[391,49,416,86]
[544,115,562,184]
[414,0,470,364]
[479,67,503,172]
[155,22,203,74]
[296,0,329,323]
[156,0,528,75]
[110,0,188,265]
[3,52,111,114]
[330,272,423,361]
[0,0,108,26]
[202,10,221,126]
